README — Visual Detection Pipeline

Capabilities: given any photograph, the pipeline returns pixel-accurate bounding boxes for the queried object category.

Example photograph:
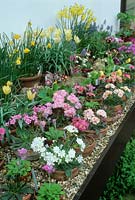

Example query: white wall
[0,0,121,36]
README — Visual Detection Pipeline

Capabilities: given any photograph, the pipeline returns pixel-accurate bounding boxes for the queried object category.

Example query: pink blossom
[129,65,135,70]
[72,117,89,131]
[42,164,55,174]
[64,107,76,118]
[17,148,28,159]
[67,93,80,104]
[83,109,95,120]
[90,116,100,125]
[123,73,131,79]
[0,128,6,141]
[102,90,112,100]
[96,109,107,118]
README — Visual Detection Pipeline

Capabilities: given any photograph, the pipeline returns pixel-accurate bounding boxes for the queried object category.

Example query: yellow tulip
[27,90,36,100]
[2,85,11,95]
[13,34,21,40]
[116,69,122,76]
[126,58,131,64]
[6,81,13,87]
[24,48,30,54]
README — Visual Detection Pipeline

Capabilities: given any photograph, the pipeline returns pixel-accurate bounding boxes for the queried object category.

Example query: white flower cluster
[121,86,131,93]
[76,137,86,152]
[64,125,78,133]
[31,137,83,166]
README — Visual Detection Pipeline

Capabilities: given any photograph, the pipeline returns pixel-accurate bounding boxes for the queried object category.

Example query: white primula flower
[65,155,72,163]
[77,155,83,163]
[96,109,107,118]
[68,148,75,159]
[76,138,86,151]
[64,125,78,133]
[58,149,66,158]
[44,152,56,166]
[31,137,46,153]
[53,146,61,154]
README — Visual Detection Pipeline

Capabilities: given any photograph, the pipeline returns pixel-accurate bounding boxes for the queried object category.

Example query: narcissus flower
[24,48,30,54]
[6,81,13,87]
[16,57,21,65]
[13,34,21,40]
[2,85,11,95]
[27,90,36,100]
[47,43,51,48]
[74,35,81,44]
[31,41,35,46]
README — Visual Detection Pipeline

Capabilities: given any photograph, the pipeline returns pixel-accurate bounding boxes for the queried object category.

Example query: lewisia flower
[91,116,100,125]
[0,127,6,141]
[102,90,112,100]
[17,148,28,160]
[105,83,115,89]
[27,89,36,100]
[2,85,11,95]
[121,86,131,93]
[42,164,55,174]
[24,48,30,54]
[113,89,124,98]
[83,109,94,120]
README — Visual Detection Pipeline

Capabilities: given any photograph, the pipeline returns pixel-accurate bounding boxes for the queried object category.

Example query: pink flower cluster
[83,109,107,125]
[17,148,28,160]
[0,128,6,141]
[72,117,89,131]
[106,72,122,83]
[74,83,95,97]
[42,164,55,174]
[52,90,82,118]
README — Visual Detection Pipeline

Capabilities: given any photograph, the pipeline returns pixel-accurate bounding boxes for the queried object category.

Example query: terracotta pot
[22,194,32,200]
[19,73,42,88]
[113,105,123,113]
[83,127,108,139]
[0,160,4,169]
[15,150,39,161]
[75,135,96,157]
[51,167,79,181]
[106,116,119,125]
[19,171,32,182]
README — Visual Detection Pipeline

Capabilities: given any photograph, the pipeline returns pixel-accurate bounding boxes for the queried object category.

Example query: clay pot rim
[19,73,42,81]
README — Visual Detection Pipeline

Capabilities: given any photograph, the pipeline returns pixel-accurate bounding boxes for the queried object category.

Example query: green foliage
[37,182,64,200]
[84,101,100,109]
[100,138,135,200]
[1,182,33,200]
[117,12,135,37]
[6,159,31,178]
[45,127,64,140]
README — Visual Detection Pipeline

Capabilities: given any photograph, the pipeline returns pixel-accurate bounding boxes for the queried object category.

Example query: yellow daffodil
[74,35,81,44]
[126,58,131,64]
[64,29,72,41]
[6,81,13,87]
[116,69,122,76]
[47,43,52,48]
[13,34,21,40]
[31,41,35,46]
[9,41,13,45]
[16,57,21,65]
[27,90,36,100]
[2,85,11,95]
[24,48,30,54]
[100,71,104,76]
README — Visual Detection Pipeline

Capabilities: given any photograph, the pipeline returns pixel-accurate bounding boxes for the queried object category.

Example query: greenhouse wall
[0,0,121,35]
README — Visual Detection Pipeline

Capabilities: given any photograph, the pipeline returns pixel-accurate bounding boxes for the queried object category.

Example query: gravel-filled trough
[73,100,135,200]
